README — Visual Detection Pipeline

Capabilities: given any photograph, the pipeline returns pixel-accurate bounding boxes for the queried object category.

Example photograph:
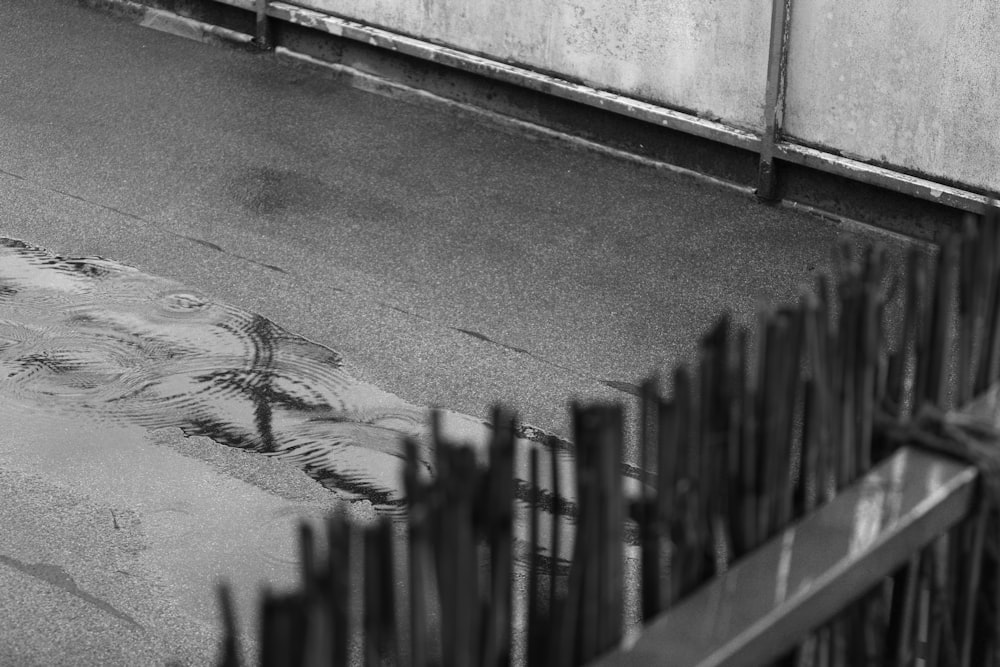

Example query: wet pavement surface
[0,236,585,664]
[1,1,924,442]
[0,237,523,508]
[0,236,581,518]
[0,0,930,664]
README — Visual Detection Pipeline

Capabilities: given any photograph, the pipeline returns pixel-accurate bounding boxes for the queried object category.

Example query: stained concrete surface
[0,0,932,664]
[0,415,343,665]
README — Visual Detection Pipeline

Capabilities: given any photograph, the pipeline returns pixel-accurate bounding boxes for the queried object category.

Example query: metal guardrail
[113,0,998,214]
[601,386,1000,666]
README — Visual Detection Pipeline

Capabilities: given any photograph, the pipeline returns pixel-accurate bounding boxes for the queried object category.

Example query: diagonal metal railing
[594,446,981,666]
[203,196,1000,665]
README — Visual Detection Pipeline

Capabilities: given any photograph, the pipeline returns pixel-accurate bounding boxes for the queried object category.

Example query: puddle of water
[0,237,589,558]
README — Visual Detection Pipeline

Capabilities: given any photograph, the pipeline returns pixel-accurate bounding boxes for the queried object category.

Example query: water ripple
[0,238,584,553]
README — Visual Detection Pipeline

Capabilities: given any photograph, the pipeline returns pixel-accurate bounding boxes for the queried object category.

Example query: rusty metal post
[757,0,792,201]
[254,0,272,50]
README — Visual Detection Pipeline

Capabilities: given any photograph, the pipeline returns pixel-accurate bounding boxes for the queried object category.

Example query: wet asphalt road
[0,0,926,445]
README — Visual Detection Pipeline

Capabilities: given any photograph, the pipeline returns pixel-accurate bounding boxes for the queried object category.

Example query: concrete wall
[784,0,1000,194]
[291,0,772,132]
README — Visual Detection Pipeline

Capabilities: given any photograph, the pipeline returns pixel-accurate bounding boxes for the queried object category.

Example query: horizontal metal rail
[592,446,978,667]
[776,142,996,215]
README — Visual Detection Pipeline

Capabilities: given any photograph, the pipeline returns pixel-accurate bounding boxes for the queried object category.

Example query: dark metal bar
[756,0,791,200]
[254,0,272,49]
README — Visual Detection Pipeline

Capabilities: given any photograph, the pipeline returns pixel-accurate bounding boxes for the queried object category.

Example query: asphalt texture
[0,0,929,664]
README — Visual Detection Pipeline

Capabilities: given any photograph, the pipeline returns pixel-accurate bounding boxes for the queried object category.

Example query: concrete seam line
[756,0,792,200]
[272,47,756,199]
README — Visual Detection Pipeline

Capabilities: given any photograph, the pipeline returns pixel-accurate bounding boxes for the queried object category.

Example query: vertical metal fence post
[757,0,792,201]
[255,0,272,50]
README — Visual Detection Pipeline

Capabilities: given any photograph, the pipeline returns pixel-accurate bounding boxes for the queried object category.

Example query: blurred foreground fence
[214,211,1000,666]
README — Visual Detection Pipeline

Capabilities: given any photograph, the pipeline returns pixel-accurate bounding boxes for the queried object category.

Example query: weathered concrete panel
[784,0,1000,193]
[289,0,771,131]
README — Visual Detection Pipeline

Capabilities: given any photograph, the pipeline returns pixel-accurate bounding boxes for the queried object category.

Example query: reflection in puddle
[0,238,581,550]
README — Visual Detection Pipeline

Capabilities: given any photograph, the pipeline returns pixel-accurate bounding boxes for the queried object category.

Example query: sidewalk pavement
[0,0,927,664]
